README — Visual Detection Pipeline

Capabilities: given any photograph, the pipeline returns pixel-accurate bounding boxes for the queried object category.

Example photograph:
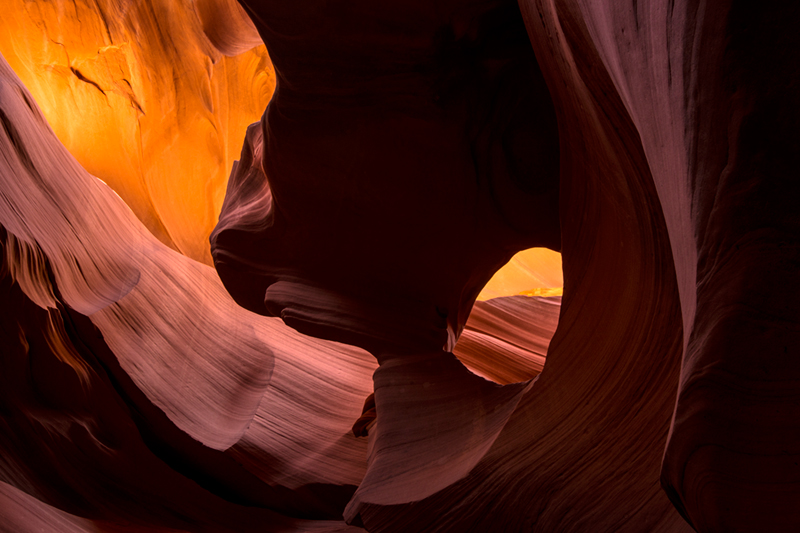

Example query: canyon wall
[0,0,798,532]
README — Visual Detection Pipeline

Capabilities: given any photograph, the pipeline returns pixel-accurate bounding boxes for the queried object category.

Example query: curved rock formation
[454,295,559,383]
[0,0,274,263]
[562,2,800,529]
[211,0,562,353]
[0,49,369,531]
[214,0,799,531]
[212,1,688,532]
[0,0,798,532]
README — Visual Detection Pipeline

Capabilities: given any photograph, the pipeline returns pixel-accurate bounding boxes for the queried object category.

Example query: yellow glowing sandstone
[0,1,562,298]
[0,0,274,264]
[478,247,563,300]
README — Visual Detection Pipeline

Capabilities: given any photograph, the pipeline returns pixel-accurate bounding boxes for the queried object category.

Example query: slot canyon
[0,1,797,532]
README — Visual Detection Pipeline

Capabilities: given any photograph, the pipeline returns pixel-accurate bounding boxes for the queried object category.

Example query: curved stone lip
[344,350,536,520]
[264,279,451,356]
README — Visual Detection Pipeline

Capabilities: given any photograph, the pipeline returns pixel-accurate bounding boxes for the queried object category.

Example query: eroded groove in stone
[0,0,797,532]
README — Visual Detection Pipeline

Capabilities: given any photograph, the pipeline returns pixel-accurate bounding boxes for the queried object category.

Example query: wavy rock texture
[0,0,274,264]
[1,0,798,533]
[211,0,563,353]
[215,1,686,532]
[0,49,369,531]
[0,482,183,533]
[454,295,559,383]
[215,0,797,532]
[567,2,800,530]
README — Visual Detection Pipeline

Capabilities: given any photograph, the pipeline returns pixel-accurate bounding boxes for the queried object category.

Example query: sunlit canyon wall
[0,0,273,264]
[0,1,798,532]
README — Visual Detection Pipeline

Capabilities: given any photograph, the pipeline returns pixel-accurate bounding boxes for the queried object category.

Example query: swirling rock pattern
[0,49,367,532]
[216,0,799,531]
[564,1,800,529]
[212,0,562,353]
[0,0,274,264]
[0,0,798,532]
[454,295,559,383]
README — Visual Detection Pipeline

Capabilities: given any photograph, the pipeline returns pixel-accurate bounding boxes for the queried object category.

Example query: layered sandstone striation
[215,1,687,531]
[566,2,800,529]
[0,0,798,532]
[0,0,274,263]
[0,49,369,531]
[212,0,562,354]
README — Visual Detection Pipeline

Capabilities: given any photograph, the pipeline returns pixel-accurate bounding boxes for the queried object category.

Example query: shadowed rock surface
[0,0,798,532]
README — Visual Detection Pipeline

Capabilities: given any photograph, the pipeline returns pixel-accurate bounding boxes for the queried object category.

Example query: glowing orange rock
[0,49,368,531]
[477,247,563,301]
[0,0,275,263]
[1,0,798,532]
